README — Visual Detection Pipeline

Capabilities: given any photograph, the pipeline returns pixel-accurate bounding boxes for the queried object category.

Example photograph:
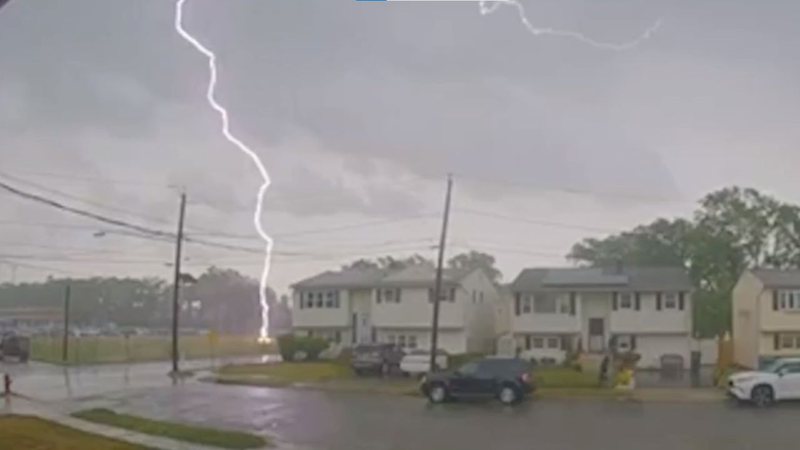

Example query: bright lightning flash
[174,0,274,343]
[478,0,662,51]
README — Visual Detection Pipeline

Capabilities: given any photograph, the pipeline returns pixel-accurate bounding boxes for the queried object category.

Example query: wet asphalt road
[63,382,800,450]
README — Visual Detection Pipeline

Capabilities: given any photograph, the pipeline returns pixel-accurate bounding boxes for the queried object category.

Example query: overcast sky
[2,0,800,294]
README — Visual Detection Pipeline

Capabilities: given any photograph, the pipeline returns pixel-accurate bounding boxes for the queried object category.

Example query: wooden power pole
[429,174,453,373]
[171,193,187,374]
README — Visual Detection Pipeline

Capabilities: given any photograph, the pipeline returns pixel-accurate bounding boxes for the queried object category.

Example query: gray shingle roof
[751,269,800,288]
[512,266,691,292]
[292,266,477,289]
[291,267,388,289]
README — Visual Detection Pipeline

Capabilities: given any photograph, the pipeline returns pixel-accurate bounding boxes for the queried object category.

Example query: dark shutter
[612,292,619,311]
[773,290,779,311]
[631,335,637,350]
[569,292,577,316]
[775,334,780,350]
[635,293,641,311]
[376,289,382,304]
[525,335,531,350]
[515,293,521,316]
[396,289,402,303]
[299,294,304,309]
[656,293,662,311]
[678,292,685,310]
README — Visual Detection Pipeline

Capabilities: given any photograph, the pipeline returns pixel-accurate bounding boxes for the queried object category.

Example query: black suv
[351,343,405,376]
[421,357,534,404]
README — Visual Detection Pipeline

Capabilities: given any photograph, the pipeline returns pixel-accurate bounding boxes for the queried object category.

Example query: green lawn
[72,409,269,449]
[0,415,148,450]
[218,361,353,386]
[31,335,276,365]
[534,366,601,388]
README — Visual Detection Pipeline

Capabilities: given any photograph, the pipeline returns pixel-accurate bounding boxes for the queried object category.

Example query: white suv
[728,357,800,406]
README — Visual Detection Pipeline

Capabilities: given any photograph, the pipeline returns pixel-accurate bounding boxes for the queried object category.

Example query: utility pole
[430,174,453,373]
[62,285,71,363]
[171,192,187,375]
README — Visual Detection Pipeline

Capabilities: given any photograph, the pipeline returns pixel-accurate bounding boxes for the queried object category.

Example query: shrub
[297,336,329,361]
[277,334,297,362]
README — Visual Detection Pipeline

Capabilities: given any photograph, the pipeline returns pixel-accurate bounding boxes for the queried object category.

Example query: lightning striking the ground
[478,0,661,51]
[174,0,274,342]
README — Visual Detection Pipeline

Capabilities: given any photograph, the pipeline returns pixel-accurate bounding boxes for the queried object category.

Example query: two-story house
[510,266,693,369]
[291,265,498,354]
[733,269,800,369]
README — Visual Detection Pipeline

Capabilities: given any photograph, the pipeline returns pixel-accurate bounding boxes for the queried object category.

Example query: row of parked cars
[349,343,535,405]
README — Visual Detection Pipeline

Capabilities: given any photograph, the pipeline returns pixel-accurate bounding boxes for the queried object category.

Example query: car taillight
[520,373,531,383]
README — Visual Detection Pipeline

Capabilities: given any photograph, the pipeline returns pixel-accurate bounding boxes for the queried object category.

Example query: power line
[454,208,618,233]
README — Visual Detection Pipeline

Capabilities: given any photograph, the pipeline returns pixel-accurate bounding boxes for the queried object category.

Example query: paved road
[54,381,800,450]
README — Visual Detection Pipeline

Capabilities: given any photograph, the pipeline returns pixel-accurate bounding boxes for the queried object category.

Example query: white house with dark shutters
[733,269,800,369]
[291,265,499,354]
[509,266,694,369]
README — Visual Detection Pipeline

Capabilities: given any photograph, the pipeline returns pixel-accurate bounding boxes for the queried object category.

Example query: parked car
[728,357,800,406]
[400,349,448,377]
[0,332,30,362]
[420,357,534,405]
[351,343,405,376]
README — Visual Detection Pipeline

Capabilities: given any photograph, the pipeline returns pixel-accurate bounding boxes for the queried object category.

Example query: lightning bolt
[174,0,273,343]
[478,0,662,51]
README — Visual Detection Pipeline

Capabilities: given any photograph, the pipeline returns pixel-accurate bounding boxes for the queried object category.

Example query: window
[619,293,633,309]
[522,296,532,314]
[306,293,315,309]
[533,295,556,313]
[547,337,560,349]
[779,363,800,375]
[779,291,800,311]
[664,293,677,309]
[398,335,406,348]
[332,291,340,308]
[532,337,544,349]
[457,361,480,376]
[408,335,418,349]
[325,291,335,308]
[316,292,324,308]
[383,289,395,303]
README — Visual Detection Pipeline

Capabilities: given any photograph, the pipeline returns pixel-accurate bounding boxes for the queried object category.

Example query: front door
[588,318,605,352]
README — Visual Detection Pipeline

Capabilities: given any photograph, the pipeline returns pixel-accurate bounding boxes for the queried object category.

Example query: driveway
[57,382,800,450]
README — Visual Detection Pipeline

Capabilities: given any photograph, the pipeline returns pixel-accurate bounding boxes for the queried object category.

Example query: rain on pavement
[5,361,800,450]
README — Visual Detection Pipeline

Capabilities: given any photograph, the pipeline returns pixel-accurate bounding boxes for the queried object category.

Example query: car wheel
[751,385,774,407]
[498,385,518,405]
[428,384,448,403]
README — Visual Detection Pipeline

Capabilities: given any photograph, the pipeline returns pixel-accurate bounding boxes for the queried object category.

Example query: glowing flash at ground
[478,0,662,51]
[174,0,273,342]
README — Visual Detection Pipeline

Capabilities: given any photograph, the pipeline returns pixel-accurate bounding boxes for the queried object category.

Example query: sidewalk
[1,395,269,450]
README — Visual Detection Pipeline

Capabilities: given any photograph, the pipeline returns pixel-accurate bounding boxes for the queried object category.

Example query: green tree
[447,250,503,284]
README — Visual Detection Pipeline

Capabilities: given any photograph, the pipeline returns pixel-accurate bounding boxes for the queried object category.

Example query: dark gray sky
[2,0,800,293]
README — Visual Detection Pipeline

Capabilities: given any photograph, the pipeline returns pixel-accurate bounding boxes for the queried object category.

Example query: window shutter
[377,289,383,304]
[678,292,685,310]
[775,334,780,350]
[631,335,637,350]
[656,293,662,311]
[569,292,577,316]
[635,293,641,311]
[525,335,531,350]
[396,289,402,303]
[612,292,619,311]
[515,293,521,316]
[773,291,779,311]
